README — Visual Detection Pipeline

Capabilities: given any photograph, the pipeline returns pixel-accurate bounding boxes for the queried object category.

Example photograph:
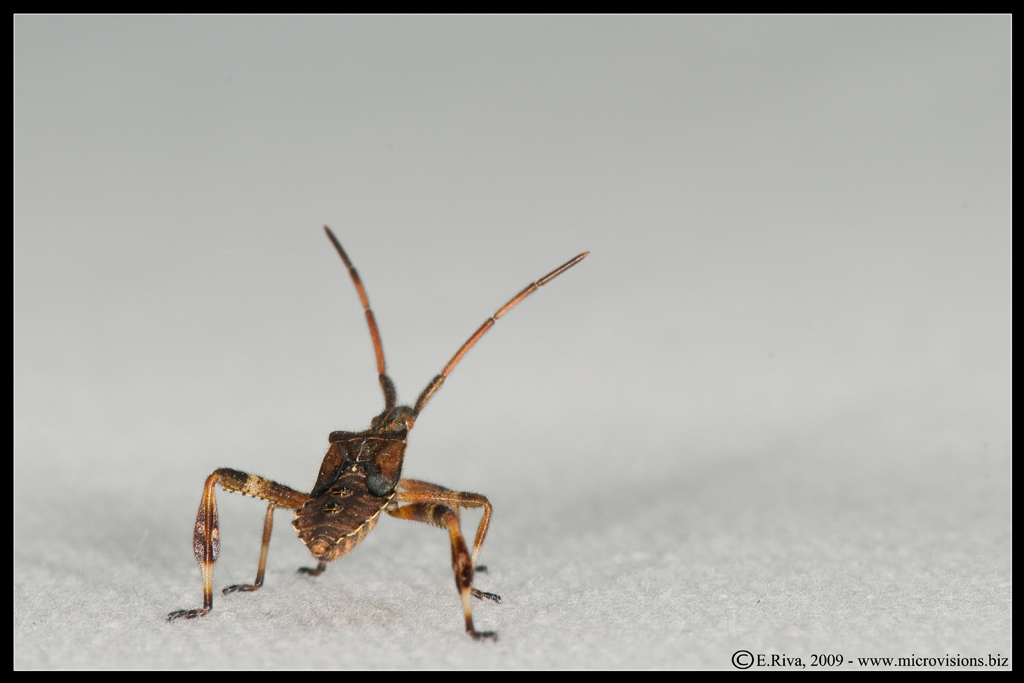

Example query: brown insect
[167,227,588,639]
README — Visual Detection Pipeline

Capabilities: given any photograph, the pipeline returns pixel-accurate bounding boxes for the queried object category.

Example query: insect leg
[222,503,275,594]
[298,561,328,576]
[167,469,309,621]
[387,498,498,640]
[397,478,493,570]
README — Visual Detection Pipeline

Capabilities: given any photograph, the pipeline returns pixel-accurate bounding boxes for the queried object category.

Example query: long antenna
[323,226,396,412]
[413,250,589,417]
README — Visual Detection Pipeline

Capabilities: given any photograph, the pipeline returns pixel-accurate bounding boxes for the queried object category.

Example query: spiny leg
[167,469,309,621]
[387,497,498,640]
[413,250,589,417]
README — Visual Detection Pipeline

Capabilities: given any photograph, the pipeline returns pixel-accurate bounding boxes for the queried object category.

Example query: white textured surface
[16,16,1010,669]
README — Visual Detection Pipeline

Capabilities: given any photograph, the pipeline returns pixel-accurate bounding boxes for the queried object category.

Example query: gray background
[15,16,1010,669]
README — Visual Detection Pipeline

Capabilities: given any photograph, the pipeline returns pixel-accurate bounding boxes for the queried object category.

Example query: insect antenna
[412,250,589,418]
[323,226,396,412]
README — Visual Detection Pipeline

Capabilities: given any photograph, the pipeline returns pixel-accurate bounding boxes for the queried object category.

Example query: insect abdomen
[291,467,394,561]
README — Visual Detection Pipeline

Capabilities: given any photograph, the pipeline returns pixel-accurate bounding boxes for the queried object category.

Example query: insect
[167,226,588,639]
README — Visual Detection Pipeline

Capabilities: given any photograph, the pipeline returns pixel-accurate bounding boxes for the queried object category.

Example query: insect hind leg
[167,469,309,621]
[397,478,494,569]
[387,497,498,640]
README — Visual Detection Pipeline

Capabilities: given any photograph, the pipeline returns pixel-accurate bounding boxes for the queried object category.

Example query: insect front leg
[167,469,309,621]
